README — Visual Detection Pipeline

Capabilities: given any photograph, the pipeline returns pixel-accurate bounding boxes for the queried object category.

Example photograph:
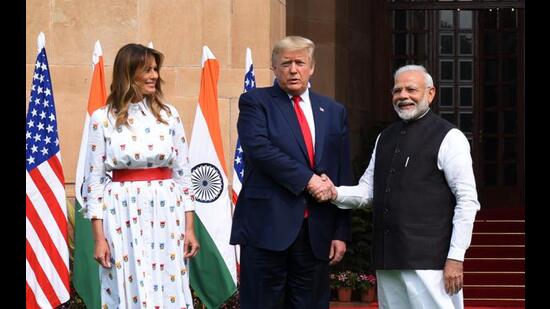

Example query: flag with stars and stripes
[231,48,255,272]
[26,32,70,309]
[231,48,255,207]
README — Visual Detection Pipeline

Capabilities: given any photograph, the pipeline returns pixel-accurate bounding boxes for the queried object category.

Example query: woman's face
[135,56,158,96]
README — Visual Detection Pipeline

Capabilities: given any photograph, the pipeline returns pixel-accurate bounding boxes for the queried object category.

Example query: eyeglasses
[391,86,433,96]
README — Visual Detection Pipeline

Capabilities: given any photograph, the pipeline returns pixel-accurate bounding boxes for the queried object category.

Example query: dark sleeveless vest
[372,110,456,269]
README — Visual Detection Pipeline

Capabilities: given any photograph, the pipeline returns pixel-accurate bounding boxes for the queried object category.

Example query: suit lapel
[310,91,327,167]
[269,85,310,162]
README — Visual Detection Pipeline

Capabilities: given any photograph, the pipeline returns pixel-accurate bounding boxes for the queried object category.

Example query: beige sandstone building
[26,0,288,198]
[26,0,374,200]
[26,0,526,211]
[27,1,525,305]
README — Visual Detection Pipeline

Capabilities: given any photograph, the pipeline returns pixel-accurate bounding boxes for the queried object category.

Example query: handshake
[307,173,337,202]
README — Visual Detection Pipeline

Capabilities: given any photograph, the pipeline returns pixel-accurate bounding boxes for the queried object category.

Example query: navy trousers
[239,220,330,309]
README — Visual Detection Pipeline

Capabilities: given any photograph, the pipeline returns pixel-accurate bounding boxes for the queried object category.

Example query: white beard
[393,96,430,121]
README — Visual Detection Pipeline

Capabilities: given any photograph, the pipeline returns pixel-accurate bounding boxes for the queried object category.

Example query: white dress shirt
[288,89,316,146]
[333,127,480,262]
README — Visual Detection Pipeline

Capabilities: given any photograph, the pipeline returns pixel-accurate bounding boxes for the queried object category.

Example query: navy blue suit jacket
[230,83,352,260]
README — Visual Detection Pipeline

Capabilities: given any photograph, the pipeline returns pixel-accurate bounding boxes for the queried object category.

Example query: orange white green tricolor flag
[73,40,106,309]
[188,46,237,308]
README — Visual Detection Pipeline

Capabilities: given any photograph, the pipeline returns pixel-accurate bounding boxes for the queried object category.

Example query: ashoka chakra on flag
[191,163,224,203]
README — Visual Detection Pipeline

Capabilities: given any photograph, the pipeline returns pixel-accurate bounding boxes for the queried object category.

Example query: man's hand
[308,174,337,202]
[444,259,464,295]
[329,240,346,265]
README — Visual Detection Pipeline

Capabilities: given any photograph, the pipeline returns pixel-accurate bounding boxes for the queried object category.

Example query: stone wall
[26,0,287,197]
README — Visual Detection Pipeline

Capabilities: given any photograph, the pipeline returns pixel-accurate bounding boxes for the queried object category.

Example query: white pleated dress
[82,100,195,309]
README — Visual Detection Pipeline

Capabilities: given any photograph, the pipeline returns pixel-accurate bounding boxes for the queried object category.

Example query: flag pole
[26,31,70,309]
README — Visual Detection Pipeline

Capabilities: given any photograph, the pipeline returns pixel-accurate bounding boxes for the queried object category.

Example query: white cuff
[333,187,355,209]
[447,246,466,262]
[183,198,195,212]
[82,202,105,220]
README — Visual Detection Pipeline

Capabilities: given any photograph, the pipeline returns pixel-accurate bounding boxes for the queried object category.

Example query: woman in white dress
[82,43,200,309]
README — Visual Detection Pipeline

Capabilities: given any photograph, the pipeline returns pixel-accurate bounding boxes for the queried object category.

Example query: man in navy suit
[230,36,353,308]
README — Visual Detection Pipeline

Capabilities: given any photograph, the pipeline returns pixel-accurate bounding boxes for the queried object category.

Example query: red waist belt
[111,167,172,182]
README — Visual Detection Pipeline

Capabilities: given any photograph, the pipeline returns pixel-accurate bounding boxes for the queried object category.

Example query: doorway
[390,4,524,208]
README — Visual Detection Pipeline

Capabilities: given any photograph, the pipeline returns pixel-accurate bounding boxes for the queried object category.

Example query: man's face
[271,49,314,96]
[391,70,435,121]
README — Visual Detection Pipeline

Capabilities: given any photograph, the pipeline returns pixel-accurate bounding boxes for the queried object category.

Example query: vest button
[383,208,389,215]
[400,130,407,135]
[384,229,390,235]
[385,187,391,193]
[390,168,396,174]
[394,148,400,154]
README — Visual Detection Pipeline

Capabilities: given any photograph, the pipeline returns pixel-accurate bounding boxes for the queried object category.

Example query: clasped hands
[307,173,337,202]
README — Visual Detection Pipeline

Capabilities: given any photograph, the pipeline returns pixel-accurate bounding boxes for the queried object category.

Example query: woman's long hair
[107,43,170,127]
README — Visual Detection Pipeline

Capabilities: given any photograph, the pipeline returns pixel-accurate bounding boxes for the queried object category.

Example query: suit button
[384,229,390,235]
[383,208,389,215]
[385,187,391,193]
[394,148,400,154]
[390,168,396,174]
[400,130,407,135]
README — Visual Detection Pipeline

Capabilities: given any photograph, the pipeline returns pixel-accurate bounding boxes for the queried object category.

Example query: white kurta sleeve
[82,109,108,219]
[332,134,379,209]
[169,106,196,212]
[438,128,481,261]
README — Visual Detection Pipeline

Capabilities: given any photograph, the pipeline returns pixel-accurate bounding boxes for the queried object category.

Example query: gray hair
[394,64,434,88]
[271,36,315,66]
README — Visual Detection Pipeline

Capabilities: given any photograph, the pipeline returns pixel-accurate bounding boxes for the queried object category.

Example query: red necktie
[293,95,314,218]
[292,95,315,168]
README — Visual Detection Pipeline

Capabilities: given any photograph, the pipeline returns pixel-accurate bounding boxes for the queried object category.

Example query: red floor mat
[330,302,524,309]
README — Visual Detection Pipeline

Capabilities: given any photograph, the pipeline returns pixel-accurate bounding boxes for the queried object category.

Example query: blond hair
[271,36,315,66]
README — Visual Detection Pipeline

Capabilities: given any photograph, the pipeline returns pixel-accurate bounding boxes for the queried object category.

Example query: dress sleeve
[82,109,108,220]
[170,106,196,212]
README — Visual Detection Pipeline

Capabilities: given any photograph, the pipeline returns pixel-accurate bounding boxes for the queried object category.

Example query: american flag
[231,141,244,205]
[26,33,70,309]
[231,48,255,206]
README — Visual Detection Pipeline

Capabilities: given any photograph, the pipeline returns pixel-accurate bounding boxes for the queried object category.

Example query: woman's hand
[91,218,111,268]
[183,231,200,258]
[94,238,112,268]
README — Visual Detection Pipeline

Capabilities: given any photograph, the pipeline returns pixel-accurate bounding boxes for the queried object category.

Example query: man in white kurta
[318,65,480,309]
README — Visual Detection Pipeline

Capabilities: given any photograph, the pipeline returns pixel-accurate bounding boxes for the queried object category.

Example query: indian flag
[188,46,237,308]
[73,40,106,309]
